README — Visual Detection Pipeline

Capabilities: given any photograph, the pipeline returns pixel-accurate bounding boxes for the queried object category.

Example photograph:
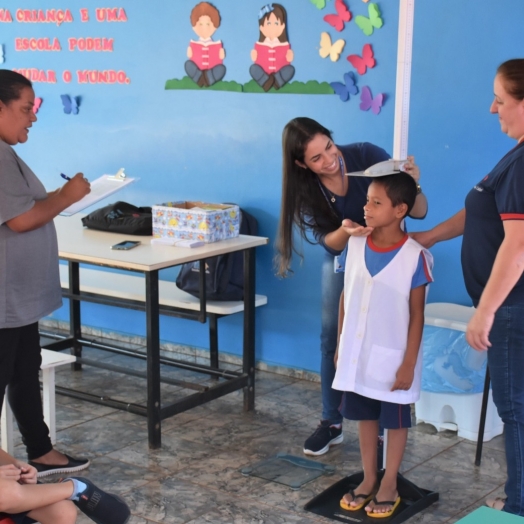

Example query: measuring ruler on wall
[384,0,416,470]
[393,0,415,160]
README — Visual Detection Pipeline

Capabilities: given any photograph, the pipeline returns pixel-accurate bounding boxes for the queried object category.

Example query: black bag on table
[175,208,258,301]
[81,201,153,235]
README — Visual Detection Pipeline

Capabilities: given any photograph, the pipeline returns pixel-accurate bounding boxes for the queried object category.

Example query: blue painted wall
[5,1,524,372]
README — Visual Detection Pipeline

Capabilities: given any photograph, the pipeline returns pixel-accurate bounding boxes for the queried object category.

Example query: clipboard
[346,159,408,177]
[60,171,138,217]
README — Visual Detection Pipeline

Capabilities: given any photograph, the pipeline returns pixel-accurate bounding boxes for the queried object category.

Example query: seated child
[0,447,130,524]
[333,172,433,518]
[185,2,226,87]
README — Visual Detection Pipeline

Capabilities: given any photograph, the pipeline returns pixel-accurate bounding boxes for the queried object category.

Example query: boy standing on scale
[333,172,433,518]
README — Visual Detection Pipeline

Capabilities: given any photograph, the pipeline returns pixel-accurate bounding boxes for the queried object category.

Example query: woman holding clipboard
[0,70,91,476]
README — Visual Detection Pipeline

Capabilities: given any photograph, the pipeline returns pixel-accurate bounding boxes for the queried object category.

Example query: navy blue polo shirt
[462,141,524,306]
[316,142,389,255]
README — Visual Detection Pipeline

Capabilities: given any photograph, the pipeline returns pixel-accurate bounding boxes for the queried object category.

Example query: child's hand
[14,460,37,484]
[341,219,373,237]
[334,346,339,369]
[391,362,415,391]
[0,464,22,481]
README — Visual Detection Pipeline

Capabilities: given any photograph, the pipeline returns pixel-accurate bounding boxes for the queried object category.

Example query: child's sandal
[340,489,374,511]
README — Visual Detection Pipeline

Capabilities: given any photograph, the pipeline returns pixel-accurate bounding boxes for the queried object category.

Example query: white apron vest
[332,235,433,404]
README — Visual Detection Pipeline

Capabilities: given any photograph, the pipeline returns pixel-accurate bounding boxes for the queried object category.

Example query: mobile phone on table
[110,240,141,250]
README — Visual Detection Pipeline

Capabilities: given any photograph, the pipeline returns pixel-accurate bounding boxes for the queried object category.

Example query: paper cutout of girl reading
[250,4,295,92]
[185,2,226,87]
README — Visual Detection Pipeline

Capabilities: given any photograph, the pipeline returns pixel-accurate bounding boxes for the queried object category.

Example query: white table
[45,216,268,448]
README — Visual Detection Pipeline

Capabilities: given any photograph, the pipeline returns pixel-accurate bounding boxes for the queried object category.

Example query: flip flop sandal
[486,497,506,511]
[366,496,401,519]
[340,489,374,511]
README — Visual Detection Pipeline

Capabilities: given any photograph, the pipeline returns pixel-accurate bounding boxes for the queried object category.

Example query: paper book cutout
[184,2,226,87]
[347,43,375,75]
[254,42,291,73]
[330,71,358,102]
[60,94,80,115]
[355,2,383,36]
[250,4,294,92]
[360,85,384,114]
[189,40,224,70]
[33,97,42,114]
[319,32,345,62]
[323,0,351,32]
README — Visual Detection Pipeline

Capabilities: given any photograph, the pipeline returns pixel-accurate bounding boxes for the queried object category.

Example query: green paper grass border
[165,76,334,95]
[242,79,334,94]
[165,77,243,92]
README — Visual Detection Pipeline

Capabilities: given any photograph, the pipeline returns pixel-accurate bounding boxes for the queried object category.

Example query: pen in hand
[60,173,71,181]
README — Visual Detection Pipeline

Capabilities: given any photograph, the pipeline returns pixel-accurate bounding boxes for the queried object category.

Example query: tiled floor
[5,338,509,523]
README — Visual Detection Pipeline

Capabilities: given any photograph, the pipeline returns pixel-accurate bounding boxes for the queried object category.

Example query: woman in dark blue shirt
[275,117,427,456]
[414,59,524,516]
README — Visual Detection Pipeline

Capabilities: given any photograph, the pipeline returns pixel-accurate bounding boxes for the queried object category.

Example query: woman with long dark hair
[276,117,427,456]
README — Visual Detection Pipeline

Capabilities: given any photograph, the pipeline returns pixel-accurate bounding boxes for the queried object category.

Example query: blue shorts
[340,392,412,429]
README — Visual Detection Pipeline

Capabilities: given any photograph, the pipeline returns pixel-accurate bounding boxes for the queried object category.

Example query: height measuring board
[393,0,415,160]
[384,0,415,469]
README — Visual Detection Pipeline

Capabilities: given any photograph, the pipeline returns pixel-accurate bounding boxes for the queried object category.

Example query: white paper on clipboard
[60,174,138,216]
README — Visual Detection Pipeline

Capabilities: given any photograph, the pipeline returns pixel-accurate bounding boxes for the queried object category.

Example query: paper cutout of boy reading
[185,2,226,87]
[250,3,295,92]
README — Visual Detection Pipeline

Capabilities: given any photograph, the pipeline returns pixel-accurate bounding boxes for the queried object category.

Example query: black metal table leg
[68,261,82,371]
[243,247,256,411]
[209,314,219,370]
[145,270,161,449]
[475,366,491,466]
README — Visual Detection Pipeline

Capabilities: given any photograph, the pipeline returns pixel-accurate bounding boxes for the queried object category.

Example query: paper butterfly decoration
[355,2,383,36]
[33,97,42,114]
[0,44,4,64]
[60,94,80,115]
[323,0,352,32]
[330,71,358,102]
[360,86,384,114]
[319,32,345,62]
[310,0,331,9]
[347,43,375,75]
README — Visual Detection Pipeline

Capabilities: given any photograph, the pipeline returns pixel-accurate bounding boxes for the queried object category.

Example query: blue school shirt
[338,235,432,288]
